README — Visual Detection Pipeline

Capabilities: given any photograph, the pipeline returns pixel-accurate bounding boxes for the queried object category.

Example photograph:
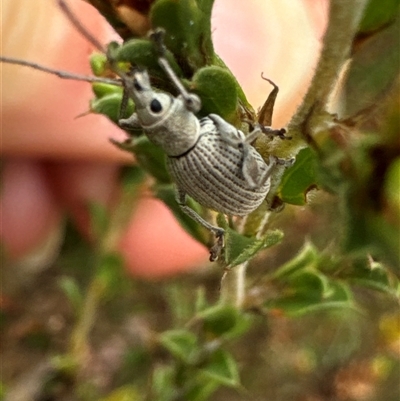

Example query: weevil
[112,29,293,260]
[1,1,294,261]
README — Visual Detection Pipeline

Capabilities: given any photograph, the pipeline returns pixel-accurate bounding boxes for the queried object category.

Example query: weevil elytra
[1,0,294,262]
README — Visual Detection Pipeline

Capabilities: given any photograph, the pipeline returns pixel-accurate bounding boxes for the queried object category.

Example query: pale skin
[1,0,328,278]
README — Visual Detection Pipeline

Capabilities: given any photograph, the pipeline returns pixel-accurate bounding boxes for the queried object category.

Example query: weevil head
[123,70,173,127]
[122,70,201,157]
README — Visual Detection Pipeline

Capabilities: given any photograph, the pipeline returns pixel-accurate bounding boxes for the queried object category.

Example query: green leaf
[221,314,253,342]
[118,346,152,385]
[91,82,123,99]
[212,54,254,113]
[345,19,400,117]
[226,229,283,267]
[267,277,355,317]
[97,252,126,297]
[191,66,238,122]
[343,208,400,270]
[346,260,400,298]
[218,215,283,267]
[120,165,147,191]
[200,349,240,388]
[132,136,171,183]
[152,365,175,401]
[290,271,327,298]
[112,136,170,184]
[195,287,208,313]
[267,243,357,316]
[273,242,319,278]
[358,0,400,33]
[90,52,109,76]
[185,380,219,401]
[100,386,142,401]
[199,304,239,336]
[278,147,318,205]
[158,330,198,363]
[0,382,5,401]
[384,157,400,214]
[115,38,183,84]
[58,277,83,315]
[88,201,110,240]
[90,93,134,124]
[323,280,353,303]
[150,0,215,71]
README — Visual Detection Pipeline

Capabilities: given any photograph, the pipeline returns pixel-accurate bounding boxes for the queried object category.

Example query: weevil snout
[131,70,151,92]
[124,70,152,98]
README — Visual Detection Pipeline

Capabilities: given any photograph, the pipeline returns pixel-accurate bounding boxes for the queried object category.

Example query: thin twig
[58,0,105,52]
[0,56,122,86]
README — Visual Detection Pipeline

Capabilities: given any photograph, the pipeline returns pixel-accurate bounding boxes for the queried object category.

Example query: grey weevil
[0,7,293,262]
[114,29,293,261]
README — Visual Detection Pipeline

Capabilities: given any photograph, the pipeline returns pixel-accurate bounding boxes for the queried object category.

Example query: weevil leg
[109,137,137,151]
[259,155,295,185]
[241,143,262,188]
[208,114,244,145]
[119,113,141,130]
[244,126,262,144]
[176,189,225,261]
[241,146,275,188]
[260,126,291,140]
[118,88,131,121]
[111,112,143,151]
[260,155,281,185]
[274,155,296,168]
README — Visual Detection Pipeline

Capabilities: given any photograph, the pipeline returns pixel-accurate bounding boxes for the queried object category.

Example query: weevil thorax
[124,70,200,157]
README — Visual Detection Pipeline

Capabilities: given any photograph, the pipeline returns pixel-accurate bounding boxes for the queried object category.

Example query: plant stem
[69,177,145,371]
[69,276,106,366]
[288,0,368,137]
[234,261,248,308]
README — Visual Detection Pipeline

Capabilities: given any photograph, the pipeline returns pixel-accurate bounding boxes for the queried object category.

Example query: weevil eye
[150,98,162,113]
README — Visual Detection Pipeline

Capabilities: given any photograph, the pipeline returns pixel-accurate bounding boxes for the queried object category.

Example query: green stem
[234,261,249,308]
[69,177,145,370]
[221,210,273,308]
[69,276,106,366]
[287,0,368,139]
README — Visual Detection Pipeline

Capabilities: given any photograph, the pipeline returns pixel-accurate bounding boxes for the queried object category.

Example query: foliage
[2,0,399,400]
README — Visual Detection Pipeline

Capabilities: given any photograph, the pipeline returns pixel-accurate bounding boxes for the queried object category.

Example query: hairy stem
[288,0,368,137]
[234,262,248,308]
[223,1,368,308]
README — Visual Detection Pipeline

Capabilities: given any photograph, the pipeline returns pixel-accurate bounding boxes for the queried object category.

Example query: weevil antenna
[149,29,201,113]
[118,87,131,120]
[58,0,105,53]
[0,56,122,86]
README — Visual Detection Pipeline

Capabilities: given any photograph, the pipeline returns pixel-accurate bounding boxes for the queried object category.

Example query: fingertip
[44,162,209,279]
[2,0,129,161]
[119,198,208,279]
[44,161,121,236]
[0,160,62,259]
[212,0,329,126]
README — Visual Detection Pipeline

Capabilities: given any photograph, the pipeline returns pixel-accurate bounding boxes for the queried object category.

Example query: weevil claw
[274,156,295,167]
[209,231,225,262]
